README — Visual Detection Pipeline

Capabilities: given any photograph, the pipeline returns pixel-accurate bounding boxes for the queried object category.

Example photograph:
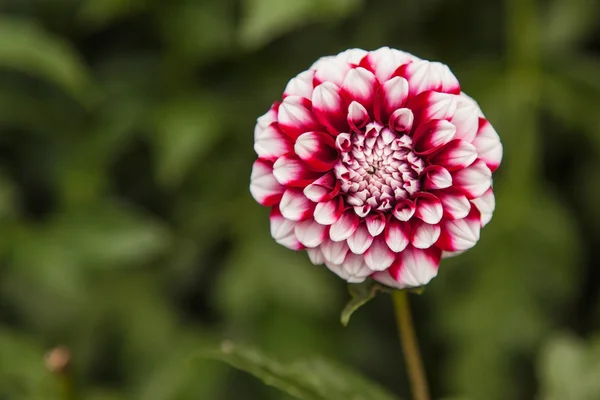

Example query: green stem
[392,290,430,400]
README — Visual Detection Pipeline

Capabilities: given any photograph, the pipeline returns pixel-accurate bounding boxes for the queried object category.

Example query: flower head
[250,47,502,289]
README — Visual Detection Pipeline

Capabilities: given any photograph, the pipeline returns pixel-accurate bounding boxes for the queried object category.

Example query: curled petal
[423,166,452,190]
[366,212,386,236]
[412,119,456,155]
[387,246,441,288]
[279,189,314,221]
[436,208,481,251]
[346,222,373,254]
[325,252,372,283]
[396,60,460,97]
[306,247,324,265]
[250,159,285,206]
[329,210,359,242]
[303,172,340,202]
[347,101,370,132]
[277,96,322,139]
[353,204,372,218]
[411,220,441,249]
[341,67,377,111]
[414,193,443,224]
[375,76,409,123]
[359,46,417,82]
[472,118,503,172]
[294,131,338,172]
[429,139,477,171]
[320,238,350,265]
[437,190,471,220]
[471,187,495,227]
[392,199,416,221]
[273,154,320,186]
[452,159,492,199]
[314,197,344,225]
[270,208,303,250]
[389,108,414,133]
[312,82,348,134]
[294,219,327,248]
[364,237,395,271]
[283,70,314,99]
[384,218,410,253]
[335,132,352,152]
[254,123,293,161]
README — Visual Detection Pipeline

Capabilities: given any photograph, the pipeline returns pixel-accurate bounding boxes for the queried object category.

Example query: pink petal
[414,192,443,224]
[437,190,471,220]
[411,220,441,249]
[273,154,320,186]
[409,91,458,125]
[283,70,314,99]
[346,222,373,254]
[312,82,348,134]
[277,96,322,139]
[429,139,477,171]
[375,76,409,124]
[450,95,479,142]
[303,172,340,202]
[294,131,338,172]
[472,118,503,172]
[320,238,349,265]
[329,210,359,242]
[452,159,492,199]
[412,119,456,155]
[471,187,495,227]
[294,219,327,248]
[364,236,395,271]
[359,47,417,83]
[313,197,344,225]
[436,208,481,251]
[254,123,293,161]
[270,208,303,250]
[423,166,452,190]
[336,48,369,65]
[384,218,410,253]
[347,101,370,132]
[306,247,324,265]
[388,246,441,288]
[366,212,386,236]
[325,252,371,283]
[254,103,279,141]
[392,199,416,221]
[389,108,414,133]
[396,60,460,97]
[341,67,377,111]
[279,188,314,221]
[312,57,351,87]
[249,159,285,206]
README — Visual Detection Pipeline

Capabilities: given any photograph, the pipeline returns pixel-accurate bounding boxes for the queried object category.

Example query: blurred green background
[1,0,600,399]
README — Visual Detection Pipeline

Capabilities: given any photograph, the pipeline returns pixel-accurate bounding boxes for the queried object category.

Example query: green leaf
[340,280,389,327]
[204,342,400,400]
[0,17,97,105]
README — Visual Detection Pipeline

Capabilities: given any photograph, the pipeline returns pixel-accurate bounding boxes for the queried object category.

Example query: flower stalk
[392,290,430,400]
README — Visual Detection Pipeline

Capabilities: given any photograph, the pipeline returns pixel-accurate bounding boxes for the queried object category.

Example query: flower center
[334,122,424,217]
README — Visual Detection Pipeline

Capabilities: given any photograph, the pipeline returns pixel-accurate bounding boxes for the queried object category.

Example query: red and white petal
[450,95,479,142]
[412,119,456,155]
[294,131,338,172]
[423,166,452,190]
[442,250,465,259]
[375,76,409,123]
[389,108,414,133]
[312,82,348,134]
[392,199,416,221]
[359,47,417,83]
[254,123,293,161]
[410,91,458,123]
[472,118,502,172]
[437,190,471,220]
[250,159,285,206]
[366,212,386,236]
[294,219,327,248]
[471,187,495,227]
[347,222,373,254]
[254,103,279,141]
[326,252,372,283]
[384,218,410,253]
[341,67,377,111]
[347,101,370,132]
[320,238,350,265]
[429,139,477,171]
[436,208,481,251]
[306,247,324,265]
[312,57,351,87]
[336,48,369,65]
[364,237,395,271]
[283,70,314,99]
[452,159,492,199]
[396,60,460,97]
[277,96,322,139]
[388,246,441,288]
[273,154,320,187]
[279,189,314,221]
[329,210,359,242]
[303,172,340,202]
[313,197,344,225]
[411,221,441,249]
[414,193,443,224]
[270,208,303,250]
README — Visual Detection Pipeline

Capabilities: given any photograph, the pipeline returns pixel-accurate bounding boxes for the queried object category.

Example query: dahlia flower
[250,47,502,289]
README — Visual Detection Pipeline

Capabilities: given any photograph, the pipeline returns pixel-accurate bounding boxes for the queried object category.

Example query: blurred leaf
[204,342,400,400]
[0,17,96,105]
[541,0,599,54]
[539,333,600,400]
[340,280,388,327]
[78,0,146,29]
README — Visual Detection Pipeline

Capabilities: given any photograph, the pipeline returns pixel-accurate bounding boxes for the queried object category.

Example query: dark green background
[1,0,599,399]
